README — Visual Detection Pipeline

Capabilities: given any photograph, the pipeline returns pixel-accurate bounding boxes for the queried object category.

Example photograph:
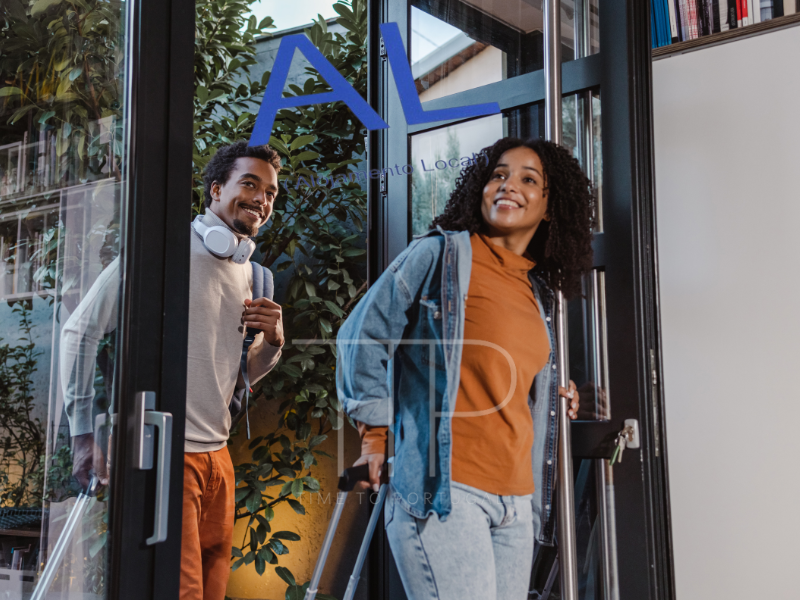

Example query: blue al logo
[249,22,500,145]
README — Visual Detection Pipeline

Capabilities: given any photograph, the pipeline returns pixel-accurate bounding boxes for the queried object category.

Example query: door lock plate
[623,418,640,449]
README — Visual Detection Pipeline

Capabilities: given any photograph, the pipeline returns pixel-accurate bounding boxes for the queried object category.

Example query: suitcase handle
[338,464,370,491]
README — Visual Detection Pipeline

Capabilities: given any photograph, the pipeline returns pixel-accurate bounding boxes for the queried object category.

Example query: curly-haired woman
[335,137,595,600]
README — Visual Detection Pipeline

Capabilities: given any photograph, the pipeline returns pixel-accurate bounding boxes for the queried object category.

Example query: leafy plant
[192,0,275,212]
[0,301,44,507]
[411,128,461,236]
[0,0,126,184]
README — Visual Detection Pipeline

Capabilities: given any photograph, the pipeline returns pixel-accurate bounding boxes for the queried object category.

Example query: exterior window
[411,0,599,102]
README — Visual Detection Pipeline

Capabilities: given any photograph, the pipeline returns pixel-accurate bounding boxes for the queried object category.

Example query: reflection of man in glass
[62,141,285,600]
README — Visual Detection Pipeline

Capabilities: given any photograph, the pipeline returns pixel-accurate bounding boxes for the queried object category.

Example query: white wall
[653,26,800,600]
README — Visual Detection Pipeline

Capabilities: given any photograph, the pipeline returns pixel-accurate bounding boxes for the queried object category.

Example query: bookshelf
[652,4,800,58]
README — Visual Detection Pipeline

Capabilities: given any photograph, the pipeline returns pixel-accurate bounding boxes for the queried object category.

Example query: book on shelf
[652,0,673,46]
[668,0,680,40]
[677,0,700,40]
[653,0,798,48]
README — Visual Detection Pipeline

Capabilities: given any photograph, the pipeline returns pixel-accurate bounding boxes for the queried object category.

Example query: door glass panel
[411,0,600,103]
[410,113,504,236]
[562,89,602,232]
[568,269,610,420]
[562,0,601,61]
[536,459,620,600]
[411,0,543,102]
[0,1,130,598]
[564,89,608,420]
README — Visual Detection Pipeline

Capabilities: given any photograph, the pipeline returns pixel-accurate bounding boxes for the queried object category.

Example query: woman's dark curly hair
[431,137,595,299]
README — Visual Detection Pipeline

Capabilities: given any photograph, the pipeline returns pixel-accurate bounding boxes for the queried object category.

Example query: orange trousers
[181,448,235,600]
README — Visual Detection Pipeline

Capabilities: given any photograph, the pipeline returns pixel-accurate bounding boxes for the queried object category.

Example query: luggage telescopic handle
[338,464,370,491]
[305,465,387,600]
[31,476,99,600]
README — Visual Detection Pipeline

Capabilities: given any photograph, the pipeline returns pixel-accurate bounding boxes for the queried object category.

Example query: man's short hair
[203,141,282,208]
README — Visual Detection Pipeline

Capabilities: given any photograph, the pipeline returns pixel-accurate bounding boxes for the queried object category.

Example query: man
[180,141,284,599]
[62,141,284,600]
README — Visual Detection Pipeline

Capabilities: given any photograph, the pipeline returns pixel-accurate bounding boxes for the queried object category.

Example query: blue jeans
[385,482,535,600]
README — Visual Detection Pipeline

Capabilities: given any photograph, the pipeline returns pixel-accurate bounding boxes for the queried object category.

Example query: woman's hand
[559,379,580,420]
[352,452,387,493]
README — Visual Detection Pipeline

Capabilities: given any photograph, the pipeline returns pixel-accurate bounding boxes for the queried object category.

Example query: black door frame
[366,1,675,599]
[107,0,195,598]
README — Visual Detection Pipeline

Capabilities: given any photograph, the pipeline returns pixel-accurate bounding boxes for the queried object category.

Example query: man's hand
[352,453,387,493]
[559,379,580,420]
[243,297,284,347]
[72,432,109,489]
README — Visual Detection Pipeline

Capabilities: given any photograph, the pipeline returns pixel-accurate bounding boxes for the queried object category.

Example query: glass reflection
[411,0,600,103]
[534,459,620,600]
[562,90,602,232]
[567,269,609,421]
[410,113,504,236]
[0,1,129,597]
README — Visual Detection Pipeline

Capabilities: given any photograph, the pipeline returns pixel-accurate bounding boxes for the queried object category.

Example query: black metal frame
[367,0,675,599]
[107,0,195,598]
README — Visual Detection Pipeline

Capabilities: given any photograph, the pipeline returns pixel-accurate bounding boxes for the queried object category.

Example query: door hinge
[650,349,660,457]
[651,353,658,387]
[379,172,386,194]
[379,37,386,57]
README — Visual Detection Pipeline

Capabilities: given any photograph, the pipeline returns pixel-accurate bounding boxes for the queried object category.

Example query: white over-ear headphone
[192,215,255,264]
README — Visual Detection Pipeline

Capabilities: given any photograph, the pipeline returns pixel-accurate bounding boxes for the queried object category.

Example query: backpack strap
[251,261,274,301]
[233,261,275,438]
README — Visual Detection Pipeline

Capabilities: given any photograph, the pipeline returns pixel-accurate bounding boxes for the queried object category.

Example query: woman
[335,137,595,600]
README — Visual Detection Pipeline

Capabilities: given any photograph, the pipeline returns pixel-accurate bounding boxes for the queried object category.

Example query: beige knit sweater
[184,210,281,452]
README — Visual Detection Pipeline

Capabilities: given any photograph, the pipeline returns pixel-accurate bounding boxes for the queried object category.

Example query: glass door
[370,1,671,599]
[0,1,194,599]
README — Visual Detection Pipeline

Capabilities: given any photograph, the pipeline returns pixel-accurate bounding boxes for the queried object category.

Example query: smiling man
[181,141,284,600]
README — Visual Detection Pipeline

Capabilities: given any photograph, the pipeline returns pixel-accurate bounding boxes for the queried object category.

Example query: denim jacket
[336,227,559,545]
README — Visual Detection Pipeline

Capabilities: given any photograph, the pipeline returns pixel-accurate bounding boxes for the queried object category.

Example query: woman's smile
[494,197,522,209]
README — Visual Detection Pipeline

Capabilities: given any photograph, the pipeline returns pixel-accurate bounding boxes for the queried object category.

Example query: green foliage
[411,128,461,236]
[192,0,276,211]
[43,436,80,501]
[0,2,125,301]
[0,302,44,507]
[0,0,126,181]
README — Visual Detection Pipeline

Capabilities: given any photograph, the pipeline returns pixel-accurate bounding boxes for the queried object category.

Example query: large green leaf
[289,134,317,152]
[245,490,262,513]
[275,566,296,586]
[30,0,62,17]
[285,585,305,600]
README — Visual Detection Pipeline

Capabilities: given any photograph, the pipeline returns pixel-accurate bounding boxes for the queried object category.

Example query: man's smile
[239,203,264,221]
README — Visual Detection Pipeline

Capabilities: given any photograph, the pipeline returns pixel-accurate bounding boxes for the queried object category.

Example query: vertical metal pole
[598,460,621,600]
[544,1,579,599]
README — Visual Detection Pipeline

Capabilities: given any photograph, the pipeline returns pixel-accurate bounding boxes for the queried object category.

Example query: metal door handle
[144,409,172,545]
[133,391,173,545]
